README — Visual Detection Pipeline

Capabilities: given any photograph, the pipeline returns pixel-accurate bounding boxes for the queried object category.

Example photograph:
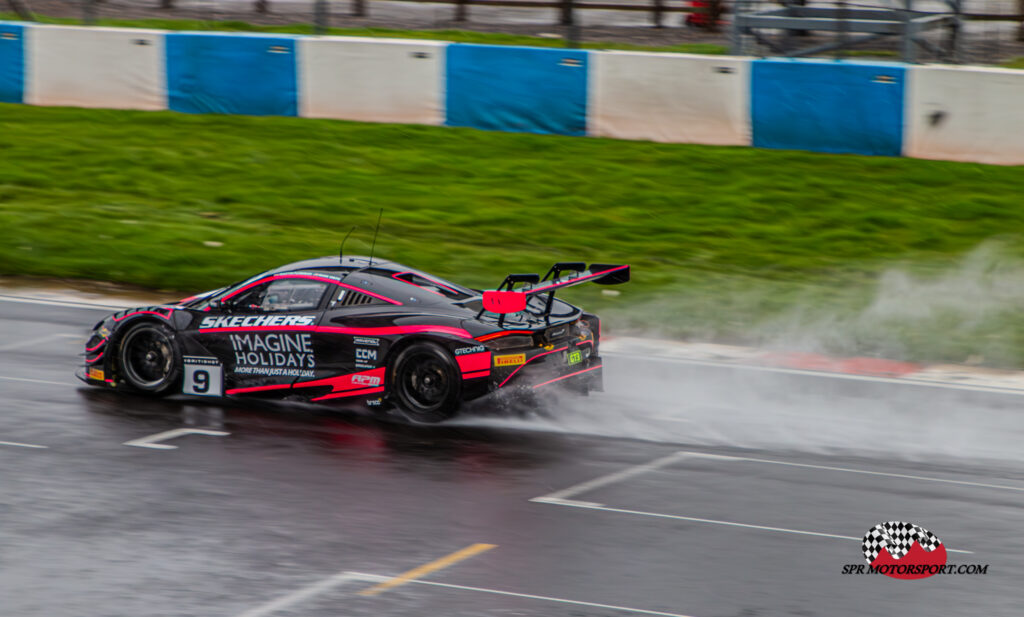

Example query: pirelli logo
[494,353,526,367]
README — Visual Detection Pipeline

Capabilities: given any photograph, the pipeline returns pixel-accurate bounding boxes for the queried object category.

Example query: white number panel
[183,356,223,397]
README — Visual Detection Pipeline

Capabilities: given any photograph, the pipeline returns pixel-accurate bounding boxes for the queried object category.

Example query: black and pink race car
[77,255,629,422]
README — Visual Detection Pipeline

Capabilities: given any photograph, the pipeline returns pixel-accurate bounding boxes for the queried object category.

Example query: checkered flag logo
[862,521,943,563]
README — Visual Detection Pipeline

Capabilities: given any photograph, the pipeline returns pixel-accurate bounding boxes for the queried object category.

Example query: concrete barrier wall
[904,65,1024,166]
[446,44,589,136]
[588,52,750,146]
[166,32,297,116]
[3,22,1024,166]
[0,23,25,104]
[752,59,906,157]
[25,25,165,110]
[299,37,445,125]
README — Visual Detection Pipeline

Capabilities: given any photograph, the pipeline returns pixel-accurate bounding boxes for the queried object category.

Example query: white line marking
[531,451,688,502]
[0,375,76,387]
[0,440,48,449]
[0,294,130,311]
[606,351,1024,396]
[233,572,368,617]
[682,451,1024,493]
[531,497,604,507]
[537,501,973,554]
[123,428,229,450]
[349,572,697,617]
[0,333,81,352]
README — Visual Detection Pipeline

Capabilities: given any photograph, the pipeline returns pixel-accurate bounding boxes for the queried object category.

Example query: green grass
[1001,57,1024,70]
[3,105,1024,366]
[0,13,728,54]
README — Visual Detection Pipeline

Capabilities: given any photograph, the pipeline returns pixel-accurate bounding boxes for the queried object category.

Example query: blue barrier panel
[751,59,905,156]
[446,44,588,136]
[0,22,24,104]
[166,33,297,116]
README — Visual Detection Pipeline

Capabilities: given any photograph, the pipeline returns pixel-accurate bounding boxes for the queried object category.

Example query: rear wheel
[389,342,461,423]
[118,322,181,395]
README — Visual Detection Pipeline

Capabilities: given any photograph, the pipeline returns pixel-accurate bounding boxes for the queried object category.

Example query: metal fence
[7,0,1024,62]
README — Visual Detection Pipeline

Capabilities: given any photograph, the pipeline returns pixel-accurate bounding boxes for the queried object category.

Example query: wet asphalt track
[2,296,1024,617]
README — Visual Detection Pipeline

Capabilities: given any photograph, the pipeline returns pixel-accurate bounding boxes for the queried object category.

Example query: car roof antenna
[368,208,383,266]
[339,226,356,263]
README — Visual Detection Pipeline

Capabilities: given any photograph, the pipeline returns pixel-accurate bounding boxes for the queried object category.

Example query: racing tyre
[389,342,461,423]
[117,322,181,395]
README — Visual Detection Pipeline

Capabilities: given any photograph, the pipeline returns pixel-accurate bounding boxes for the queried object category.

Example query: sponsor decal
[236,367,314,377]
[567,350,583,366]
[351,374,382,387]
[87,367,105,381]
[494,353,526,367]
[355,347,378,369]
[841,521,989,579]
[184,355,220,366]
[354,336,380,347]
[230,333,315,376]
[367,398,383,407]
[200,314,316,329]
[98,326,111,338]
[455,345,486,356]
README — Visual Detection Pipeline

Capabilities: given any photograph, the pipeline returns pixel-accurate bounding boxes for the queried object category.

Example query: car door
[291,284,392,403]
[188,275,331,394]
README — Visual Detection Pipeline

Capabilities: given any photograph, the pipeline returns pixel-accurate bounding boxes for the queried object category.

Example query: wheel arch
[107,316,179,386]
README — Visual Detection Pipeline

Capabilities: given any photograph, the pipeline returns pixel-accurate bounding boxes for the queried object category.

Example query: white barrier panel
[906,65,1024,166]
[299,37,445,125]
[25,25,165,110]
[588,52,750,146]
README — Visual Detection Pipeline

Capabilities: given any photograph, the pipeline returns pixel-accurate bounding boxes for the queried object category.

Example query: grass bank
[0,14,727,55]
[3,105,1024,365]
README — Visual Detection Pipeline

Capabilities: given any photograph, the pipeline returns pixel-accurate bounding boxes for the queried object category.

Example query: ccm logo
[356,348,378,361]
[351,374,381,386]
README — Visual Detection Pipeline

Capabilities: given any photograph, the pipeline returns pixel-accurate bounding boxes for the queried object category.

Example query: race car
[77,255,629,422]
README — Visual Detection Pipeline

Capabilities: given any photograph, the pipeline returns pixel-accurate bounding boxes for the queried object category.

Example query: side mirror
[207,299,224,311]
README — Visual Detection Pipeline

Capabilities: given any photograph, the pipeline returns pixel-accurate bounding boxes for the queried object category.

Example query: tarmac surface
[3,294,1024,616]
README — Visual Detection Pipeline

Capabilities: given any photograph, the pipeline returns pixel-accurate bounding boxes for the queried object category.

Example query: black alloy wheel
[390,342,461,423]
[118,323,181,395]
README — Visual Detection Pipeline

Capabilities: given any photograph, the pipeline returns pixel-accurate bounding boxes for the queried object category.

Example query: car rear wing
[479,263,630,324]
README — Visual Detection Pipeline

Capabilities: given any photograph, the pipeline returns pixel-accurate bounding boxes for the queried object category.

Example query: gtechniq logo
[840,521,989,579]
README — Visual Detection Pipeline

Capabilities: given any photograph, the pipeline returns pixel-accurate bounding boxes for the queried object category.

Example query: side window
[232,279,328,313]
[393,272,470,300]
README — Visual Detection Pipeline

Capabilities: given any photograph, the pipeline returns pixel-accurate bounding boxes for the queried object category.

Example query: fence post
[254,0,269,14]
[83,0,96,24]
[6,0,35,19]
[351,0,366,17]
[314,0,328,33]
[455,0,469,21]
[653,0,664,28]
[560,0,574,26]
[1018,0,1024,41]
[159,0,174,8]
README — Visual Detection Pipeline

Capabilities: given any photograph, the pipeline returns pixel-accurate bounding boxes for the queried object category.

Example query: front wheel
[389,342,461,423]
[117,322,181,395]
